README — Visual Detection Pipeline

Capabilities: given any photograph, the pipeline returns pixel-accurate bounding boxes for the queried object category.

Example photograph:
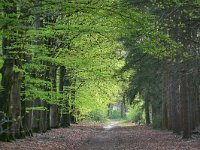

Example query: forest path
[103,120,119,130]
[0,124,200,150]
[80,125,200,150]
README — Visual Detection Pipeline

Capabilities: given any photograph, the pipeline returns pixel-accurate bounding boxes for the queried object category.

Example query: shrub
[110,110,121,119]
[126,105,145,124]
[86,109,107,123]
[152,114,162,129]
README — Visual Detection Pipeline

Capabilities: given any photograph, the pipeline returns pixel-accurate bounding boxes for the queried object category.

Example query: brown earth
[0,124,200,150]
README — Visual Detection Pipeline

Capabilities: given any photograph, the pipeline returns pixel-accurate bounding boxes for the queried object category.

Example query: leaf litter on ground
[0,123,200,150]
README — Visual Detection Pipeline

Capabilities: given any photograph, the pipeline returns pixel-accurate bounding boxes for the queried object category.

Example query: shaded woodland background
[0,0,199,142]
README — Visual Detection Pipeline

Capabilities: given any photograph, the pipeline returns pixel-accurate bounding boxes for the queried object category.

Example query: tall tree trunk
[60,66,70,127]
[50,105,59,128]
[120,97,126,119]
[144,99,150,125]
[0,1,24,141]
[10,72,24,138]
[0,59,15,141]
[50,65,59,128]
[162,73,168,129]
[32,99,40,132]
[70,78,76,124]
[22,100,33,136]
[107,104,113,118]
[167,72,172,130]
[43,63,50,131]
[171,70,181,134]
[152,99,162,129]
[180,70,191,139]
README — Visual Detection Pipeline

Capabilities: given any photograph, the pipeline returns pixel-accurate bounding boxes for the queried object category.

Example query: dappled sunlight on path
[103,121,119,130]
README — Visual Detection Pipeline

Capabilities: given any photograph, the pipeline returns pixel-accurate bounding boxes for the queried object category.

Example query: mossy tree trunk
[0,1,25,141]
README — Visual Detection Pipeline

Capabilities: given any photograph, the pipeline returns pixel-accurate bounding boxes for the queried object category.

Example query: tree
[121,0,200,138]
[0,0,143,141]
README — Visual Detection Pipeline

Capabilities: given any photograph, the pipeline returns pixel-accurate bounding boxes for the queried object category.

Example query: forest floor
[0,122,200,150]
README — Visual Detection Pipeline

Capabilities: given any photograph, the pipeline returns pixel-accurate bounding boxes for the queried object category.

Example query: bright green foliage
[75,78,120,117]
[86,109,108,123]
[126,95,145,124]
[0,0,150,124]
[1,0,178,131]
[110,110,121,119]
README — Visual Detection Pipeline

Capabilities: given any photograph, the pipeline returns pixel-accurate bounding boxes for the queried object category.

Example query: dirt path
[80,125,200,150]
[0,124,200,150]
[103,121,119,130]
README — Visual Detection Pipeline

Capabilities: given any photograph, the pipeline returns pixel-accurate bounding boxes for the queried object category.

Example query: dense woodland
[0,0,199,142]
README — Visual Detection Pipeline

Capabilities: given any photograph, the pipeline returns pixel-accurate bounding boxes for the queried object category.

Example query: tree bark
[144,100,150,125]
[171,71,181,134]
[180,70,191,139]
[50,65,59,128]
[60,66,70,127]
[0,1,25,141]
